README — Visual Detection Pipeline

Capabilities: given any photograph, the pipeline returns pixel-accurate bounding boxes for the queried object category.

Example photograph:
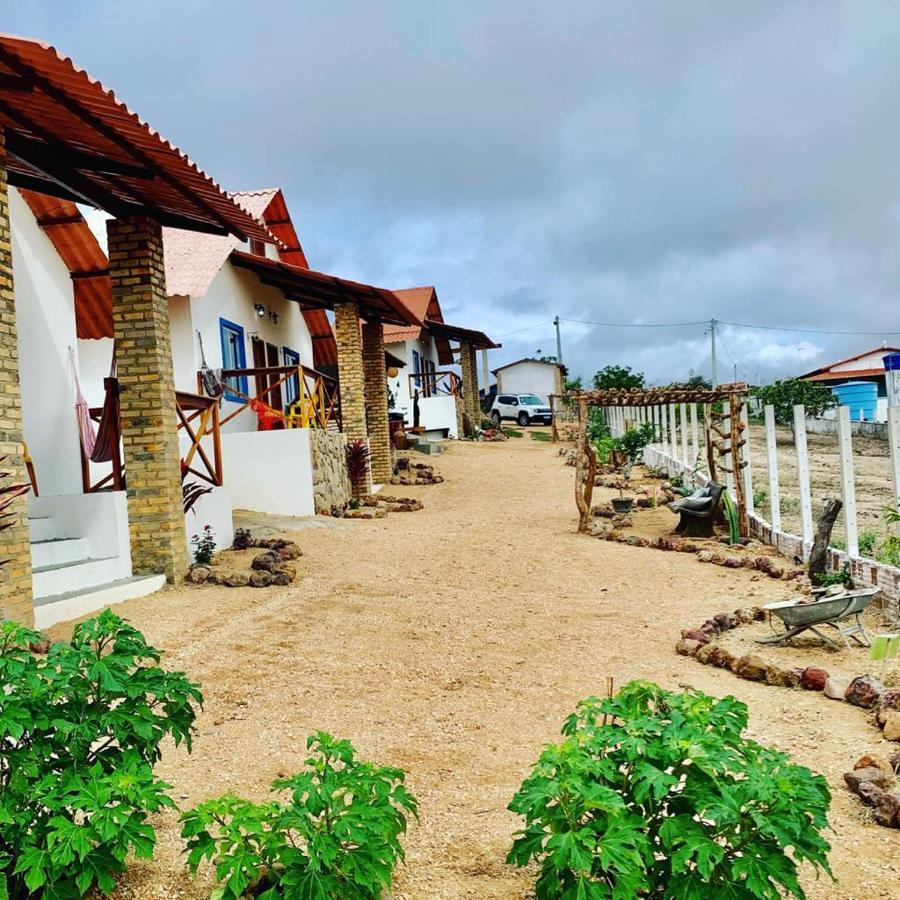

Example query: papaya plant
[0,610,203,898]
[507,681,833,898]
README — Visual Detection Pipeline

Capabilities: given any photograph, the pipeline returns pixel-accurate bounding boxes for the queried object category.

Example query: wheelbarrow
[757,588,879,650]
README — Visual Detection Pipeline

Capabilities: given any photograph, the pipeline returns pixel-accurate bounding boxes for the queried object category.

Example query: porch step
[28,516,68,543]
[32,556,120,600]
[33,575,167,629]
[31,538,90,569]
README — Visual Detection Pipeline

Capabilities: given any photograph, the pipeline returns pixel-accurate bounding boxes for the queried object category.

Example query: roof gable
[800,345,900,380]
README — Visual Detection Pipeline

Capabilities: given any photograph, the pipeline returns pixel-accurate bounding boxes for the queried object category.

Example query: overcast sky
[9,1,900,384]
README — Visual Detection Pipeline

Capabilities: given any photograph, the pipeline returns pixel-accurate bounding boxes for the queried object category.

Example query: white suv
[490,393,553,427]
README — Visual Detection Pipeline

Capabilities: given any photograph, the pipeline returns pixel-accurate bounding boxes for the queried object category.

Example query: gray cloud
[9,0,900,384]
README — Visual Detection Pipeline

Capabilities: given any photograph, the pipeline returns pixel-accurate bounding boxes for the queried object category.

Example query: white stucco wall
[386,335,447,424]
[10,188,84,496]
[187,262,314,433]
[495,361,561,403]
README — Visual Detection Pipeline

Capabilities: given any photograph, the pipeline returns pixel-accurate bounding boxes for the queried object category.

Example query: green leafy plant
[613,423,656,464]
[507,681,832,899]
[811,563,853,589]
[857,530,878,557]
[0,610,203,898]
[753,487,768,508]
[504,427,524,439]
[752,379,836,425]
[181,732,417,899]
[593,434,617,464]
[592,364,645,391]
[722,491,740,544]
[232,527,253,551]
[531,431,552,442]
[191,524,216,566]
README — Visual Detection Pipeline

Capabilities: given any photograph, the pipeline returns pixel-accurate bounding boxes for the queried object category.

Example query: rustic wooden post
[722,400,735,499]
[837,405,859,558]
[574,397,595,532]
[729,395,748,536]
[550,394,559,442]
[741,402,754,518]
[809,498,842,582]
[793,403,814,556]
[705,404,718,482]
[764,404,781,532]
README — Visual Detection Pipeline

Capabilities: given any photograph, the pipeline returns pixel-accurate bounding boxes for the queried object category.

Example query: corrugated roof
[799,345,900,380]
[0,33,269,240]
[18,188,112,339]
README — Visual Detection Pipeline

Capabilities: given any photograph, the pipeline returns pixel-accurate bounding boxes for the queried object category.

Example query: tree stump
[808,498,842,582]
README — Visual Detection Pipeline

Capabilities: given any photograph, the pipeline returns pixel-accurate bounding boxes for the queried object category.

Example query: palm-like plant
[1,457,30,570]
[345,439,371,498]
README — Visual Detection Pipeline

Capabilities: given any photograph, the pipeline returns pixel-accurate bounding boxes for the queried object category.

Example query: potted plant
[611,466,634,514]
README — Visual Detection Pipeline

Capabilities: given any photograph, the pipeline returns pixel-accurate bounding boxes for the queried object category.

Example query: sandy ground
[749,423,896,549]
[48,430,899,899]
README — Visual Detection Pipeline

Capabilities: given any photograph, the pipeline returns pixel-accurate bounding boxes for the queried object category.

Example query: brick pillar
[334,301,370,492]
[0,130,33,625]
[459,340,480,434]
[361,321,391,484]
[108,217,187,582]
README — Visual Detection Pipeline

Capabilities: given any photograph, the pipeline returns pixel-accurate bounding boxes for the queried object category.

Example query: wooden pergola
[571,383,750,533]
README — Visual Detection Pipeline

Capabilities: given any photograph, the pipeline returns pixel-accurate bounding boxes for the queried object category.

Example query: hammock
[70,348,120,464]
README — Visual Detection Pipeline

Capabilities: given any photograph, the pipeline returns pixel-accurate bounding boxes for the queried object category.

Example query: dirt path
[50,433,898,899]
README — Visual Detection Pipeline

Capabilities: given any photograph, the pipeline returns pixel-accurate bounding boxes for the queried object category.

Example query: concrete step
[34,575,167,629]
[28,516,66,543]
[32,556,120,600]
[31,537,90,570]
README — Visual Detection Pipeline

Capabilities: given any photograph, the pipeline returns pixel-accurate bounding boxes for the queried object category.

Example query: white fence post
[888,406,900,507]
[741,403,754,517]
[793,404,814,556]
[722,400,735,498]
[661,403,670,464]
[669,403,679,463]
[764,404,781,533]
[690,403,699,473]
[680,403,689,471]
[837,405,860,559]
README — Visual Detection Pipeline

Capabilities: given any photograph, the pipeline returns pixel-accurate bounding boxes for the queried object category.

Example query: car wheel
[517,411,530,427]
[491,410,502,427]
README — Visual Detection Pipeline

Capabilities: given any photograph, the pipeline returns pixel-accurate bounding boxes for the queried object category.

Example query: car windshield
[520,395,543,406]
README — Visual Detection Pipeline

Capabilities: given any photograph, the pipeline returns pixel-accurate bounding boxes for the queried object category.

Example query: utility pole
[481,348,490,397]
[733,362,738,385]
[554,315,563,363]
[709,318,718,387]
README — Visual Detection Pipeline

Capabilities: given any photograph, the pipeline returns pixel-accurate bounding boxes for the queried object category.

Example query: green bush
[507,681,832,899]
[0,610,202,898]
[181,732,418,899]
[752,379,836,425]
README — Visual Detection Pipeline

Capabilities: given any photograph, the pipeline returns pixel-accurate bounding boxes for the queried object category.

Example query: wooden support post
[729,395,748,536]
[837,405,860,558]
[550,394,559,442]
[764,404,781,532]
[793,403,814,556]
[574,398,596,532]
[741,402,754,518]
[888,406,900,507]
[689,403,699,473]
[705,404,717,482]
[722,400,735,499]
[808,498,842,582]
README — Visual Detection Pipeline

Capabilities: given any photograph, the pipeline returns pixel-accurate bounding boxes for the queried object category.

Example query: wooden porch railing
[408,370,462,398]
[176,391,223,486]
[211,364,341,431]
[80,381,224,492]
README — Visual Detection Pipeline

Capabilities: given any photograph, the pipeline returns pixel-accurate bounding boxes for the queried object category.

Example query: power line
[558,316,708,328]
[496,320,552,337]
[718,320,900,337]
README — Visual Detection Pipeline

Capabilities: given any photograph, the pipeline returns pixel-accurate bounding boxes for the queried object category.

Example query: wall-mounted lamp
[268,311,279,326]
[254,303,266,318]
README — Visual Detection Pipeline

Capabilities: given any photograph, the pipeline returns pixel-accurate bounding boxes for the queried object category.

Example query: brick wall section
[107,217,187,582]
[0,131,33,625]
[334,301,370,491]
[459,340,480,434]
[361,321,392,484]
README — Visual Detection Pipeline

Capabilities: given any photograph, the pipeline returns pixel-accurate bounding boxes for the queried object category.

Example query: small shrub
[613,422,656,464]
[232,527,253,550]
[753,487,768,508]
[752,379,837,425]
[182,732,417,899]
[811,562,853,588]
[857,529,878,557]
[503,427,523,439]
[507,681,832,898]
[191,525,216,566]
[0,610,202,898]
[531,431,552,442]
[346,439,371,497]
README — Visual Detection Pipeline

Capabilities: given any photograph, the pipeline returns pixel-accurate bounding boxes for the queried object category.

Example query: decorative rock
[206,572,220,585]
[876,689,900,727]
[186,566,210,584]
[844,766,893,793]
[889,751,900,773]
[676,639,702,657]
[723,557,743,569]
[824,675,852,701]
[845,675,884,709]
[800,667,828,691]
[697,550,716,563]
[735,607,756,624]
[278,545,302,561]
[872,792,900,828]
[765,665,794,687]
[251,552,280,573]
[276,564,297,580]
[225,572,249,587]
[883,711,900,742]
[854,754,896,779]
[249,571,274,588]
[708,647,737,670]
[753,607,768,621]
[856,780,887,808]
[695,643,721,665]
[735,654,768,682]
[681,628,710,644]
[271,572,292,586]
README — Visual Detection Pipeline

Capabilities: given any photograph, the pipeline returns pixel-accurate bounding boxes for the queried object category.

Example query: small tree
[593,365,645,391]
[508,681,833,898]
[345,439,371,498]
[753,378,837,425]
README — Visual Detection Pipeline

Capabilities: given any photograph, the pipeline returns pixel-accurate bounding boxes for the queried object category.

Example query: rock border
[843,752,900,828]
[187,538,302,588]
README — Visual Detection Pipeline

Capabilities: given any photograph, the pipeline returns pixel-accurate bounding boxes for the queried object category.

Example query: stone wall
[310,429,351,514]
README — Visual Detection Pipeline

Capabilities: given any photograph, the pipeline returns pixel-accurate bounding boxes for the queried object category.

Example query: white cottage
[492,357,566,405]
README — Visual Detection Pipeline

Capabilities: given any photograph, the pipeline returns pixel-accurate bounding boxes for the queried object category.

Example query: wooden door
[265,342,283,415]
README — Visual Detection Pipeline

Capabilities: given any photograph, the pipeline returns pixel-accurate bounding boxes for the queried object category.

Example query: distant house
[800,345,900,422]
[491,358,566,404]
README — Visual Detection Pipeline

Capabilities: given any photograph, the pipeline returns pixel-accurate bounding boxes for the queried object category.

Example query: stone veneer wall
[361,321,392,483]
[0,130,33,624]
[108,216,188,583]
[459,340,480,435]
[310,429,352,514]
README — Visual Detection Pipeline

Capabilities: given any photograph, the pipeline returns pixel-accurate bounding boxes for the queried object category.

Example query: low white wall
[28,491,132,582]
[417,395,460,438]
[804,416,888,438]
[185,486,234,559]
[220,428,315,517]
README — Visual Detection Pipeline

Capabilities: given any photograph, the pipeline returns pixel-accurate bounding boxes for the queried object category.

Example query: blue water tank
[832,381,877,421]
